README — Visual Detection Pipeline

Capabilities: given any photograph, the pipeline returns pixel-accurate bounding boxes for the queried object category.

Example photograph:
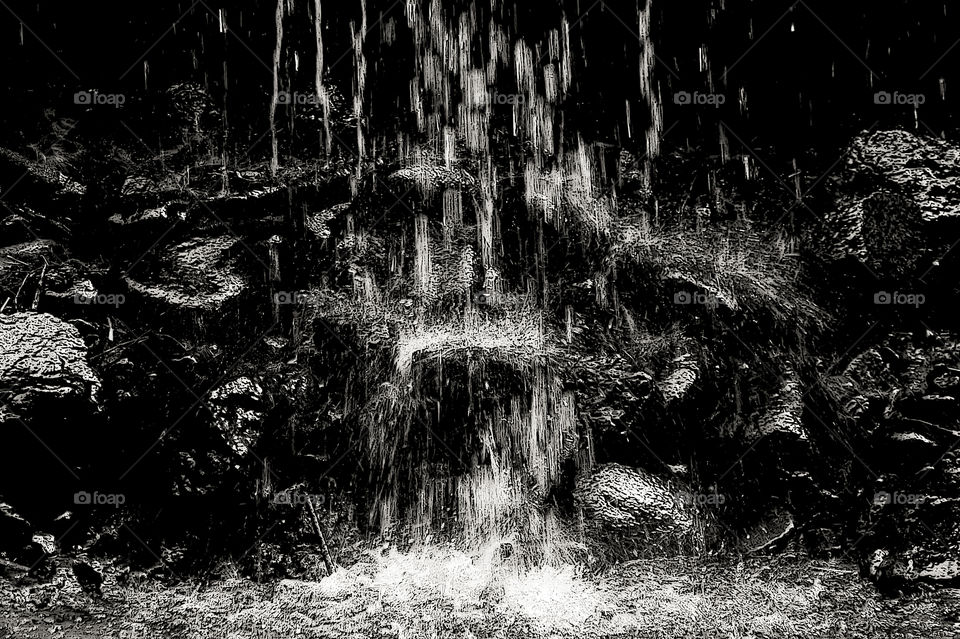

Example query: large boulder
[574,463,695,539]
[0,312,101,420]
[842,130,960,223]
[124,234,255,338]
[824,130,960,278]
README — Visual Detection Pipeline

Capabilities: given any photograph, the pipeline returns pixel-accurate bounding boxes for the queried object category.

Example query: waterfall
[413,213,433,298]
[639,0,661,189]
[314,0,332,156]
[295,0,665,551]
[352,0,368,192]
[269,0,284,176]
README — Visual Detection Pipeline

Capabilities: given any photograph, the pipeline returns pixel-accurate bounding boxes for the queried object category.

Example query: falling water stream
[265,0,662,551]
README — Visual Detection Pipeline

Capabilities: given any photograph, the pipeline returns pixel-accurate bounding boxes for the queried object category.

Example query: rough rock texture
[824,130,960,276]
[747,366,806,443]
[124,235,248,319]
[207,376,268,459]
[742,507,796,555]
[0,239,94,316]
[305,203,349,240]
[0,312,100,418]
[845,130,960,223]
[847,332,960,584]
[0,148,86,199]
[387,163,478,199]
[657,353,700,406]
[574,463,695,537]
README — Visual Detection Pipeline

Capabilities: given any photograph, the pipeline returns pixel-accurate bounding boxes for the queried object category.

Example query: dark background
[1,1,957,166]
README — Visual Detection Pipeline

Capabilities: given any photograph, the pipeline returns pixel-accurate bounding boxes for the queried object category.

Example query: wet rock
[746,366,806,443]
[305,203,349,240]
[825,191,924,277]
[843,130,960,223]
[742,507,796,555]
[0,502,32,554]
[874,429,942,472]
[207,376,268,459]
[864,495,960,585]
[927,364,960,396]
[0,240,60,309]
[574,463,694,536]
[0,204,71,245]
[0,147,85,203]
[387,163,478,198]
[834,347,901,428]
[108,200,191,228]
[657,353,699,405]
[861,428,960,586]
[824,130,960,278]
[124,235,252,335]
[0,240,95,315]
[0,312,101,419]
[71,559,104,597]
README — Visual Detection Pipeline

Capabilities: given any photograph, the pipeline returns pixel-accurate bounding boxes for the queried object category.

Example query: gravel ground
[2,554,960,639]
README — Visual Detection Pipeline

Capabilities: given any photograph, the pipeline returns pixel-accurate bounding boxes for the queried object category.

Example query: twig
[305,498,336,576]
[91,335,150,360]
[13,272,30,307]
[31,260,47,310]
